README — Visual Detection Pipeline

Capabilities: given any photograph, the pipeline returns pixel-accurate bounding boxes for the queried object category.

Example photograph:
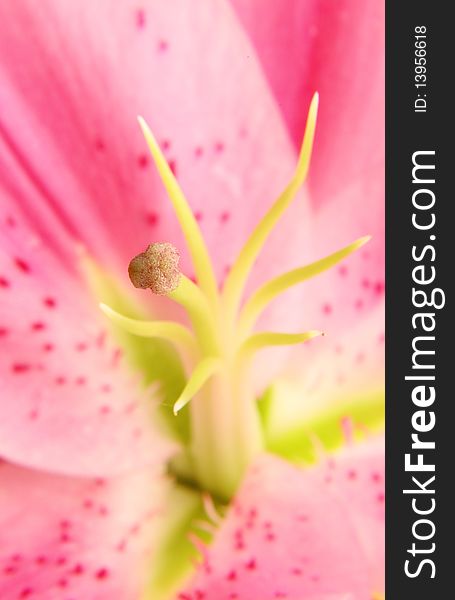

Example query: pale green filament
[173,357,222,415]
[239,236,371,335]
[238,330,322,360]
[167,275,219,355]
[222,92,319,323]
[138,117,219,305]
[99,303,197,358]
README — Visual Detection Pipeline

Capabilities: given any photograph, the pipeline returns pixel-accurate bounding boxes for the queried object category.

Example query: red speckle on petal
[355,299,364,310]
[95,567,109,580]
[3,565,16,575]
[214,142,225,154]
[322,303,332,315]
[72,563,85,575]
[135,9,146,29]
[12,363,31,374]
[43,297,56,308]
[42,343,54,352]
[194,146,204,158]
[157,39,169,52]
[161,139,171,151]
[31,321,46,331]
[145,211,159,226]
[374,281,385,295]
[0,276,10,288]
[28,409,39,421]
[220,211,230,224]
[0,327,9,336]
[137,154,148,169]
[94,138,105,152]
[169,159,177,176]
[338,265,348,277]
[245,558,256,570]
[195,211,203,222]
[14,258,30,273]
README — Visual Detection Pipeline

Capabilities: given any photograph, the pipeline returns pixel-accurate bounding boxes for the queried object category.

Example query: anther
[128,242,181,295]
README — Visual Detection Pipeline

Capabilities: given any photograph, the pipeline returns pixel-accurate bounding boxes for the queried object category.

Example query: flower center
[101,93,370,500]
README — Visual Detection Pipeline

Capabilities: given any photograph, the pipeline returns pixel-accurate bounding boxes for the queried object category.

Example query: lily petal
[0,459,166,600]
[314,437,385,594]
[230,0,384,211]
[181,453,371,599]
[282,301,385,423]
[231,0,384,360]
[0,0,308,289]
[0,195,173,476]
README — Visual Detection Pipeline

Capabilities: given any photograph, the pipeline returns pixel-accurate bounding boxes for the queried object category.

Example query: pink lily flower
[0,1,384,599]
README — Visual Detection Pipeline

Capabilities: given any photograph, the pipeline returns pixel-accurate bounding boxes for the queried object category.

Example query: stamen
[99,303,197,357]
[137,117,219,304]
[128,242,181,295]
[238,330,323,359]
[222,93,319,321]
[239,236,371,334]
[128,244,219,354]
[173,357,221,415]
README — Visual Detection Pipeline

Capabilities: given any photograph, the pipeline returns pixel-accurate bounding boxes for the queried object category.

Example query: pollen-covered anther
[128,242,181,295]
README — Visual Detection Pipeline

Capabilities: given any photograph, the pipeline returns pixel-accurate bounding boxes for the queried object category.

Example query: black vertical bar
[387,2,453,598]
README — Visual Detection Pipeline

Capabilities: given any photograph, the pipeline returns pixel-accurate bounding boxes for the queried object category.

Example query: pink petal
[282,301,384,420]
[0,0,309,287]
[0,194,173,476]
[230,0,384,211]
[181,453,371,600]
[231,0,384,345]
[315,437,385,594]
[0,458,166,599]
